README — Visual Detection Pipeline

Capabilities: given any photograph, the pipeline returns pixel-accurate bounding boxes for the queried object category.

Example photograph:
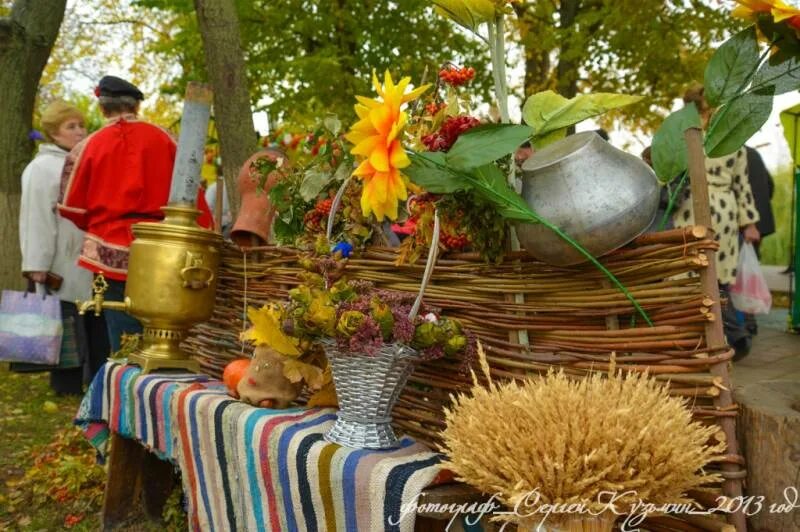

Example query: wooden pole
[684,127,747,532]
[169,82,213,205]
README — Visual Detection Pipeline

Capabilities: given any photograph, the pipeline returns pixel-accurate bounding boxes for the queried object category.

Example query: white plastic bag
[730,242,772,315]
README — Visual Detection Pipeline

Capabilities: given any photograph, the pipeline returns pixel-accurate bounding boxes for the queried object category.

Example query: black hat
[95,75,144,101]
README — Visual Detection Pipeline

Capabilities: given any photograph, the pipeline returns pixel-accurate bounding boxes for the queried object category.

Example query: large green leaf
[521,90,568,133]
[444,124,533,171]
[704,26,759,107]
[470,164,531,220]
[705,90,773,158]
[432,0,494,33]
[750,54,800,96]
[651,105,701,183]
[299,169,332,201]
[406,151,468,193]
[522,90,642,139]
[532,128,567,149]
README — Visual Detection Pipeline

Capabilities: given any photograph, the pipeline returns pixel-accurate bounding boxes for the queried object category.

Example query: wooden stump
[736,380,800,532]
[101,432,176,530]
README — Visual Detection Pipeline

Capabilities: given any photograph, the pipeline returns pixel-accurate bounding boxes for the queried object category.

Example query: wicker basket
[323,341,420,449]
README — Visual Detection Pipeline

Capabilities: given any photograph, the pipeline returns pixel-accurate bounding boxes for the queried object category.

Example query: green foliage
[759,166,795,267]
[705,89,773,158]
[511,0,732,132]
[440,190,507,263]
[268,180,309,244]
[704,27,759,107]
[136,0,490,128]
[651,104,700,183]
[432,0,495,34]
[445,123,532,171]
[751,53,800,96]
[654,21,799,177]
[521,90,641,147]
[405,152,460,193]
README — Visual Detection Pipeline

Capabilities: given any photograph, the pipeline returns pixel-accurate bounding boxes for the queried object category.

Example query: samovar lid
[132,204,223,245]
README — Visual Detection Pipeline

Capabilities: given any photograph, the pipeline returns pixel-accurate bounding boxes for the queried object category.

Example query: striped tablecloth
[75,361,445,531]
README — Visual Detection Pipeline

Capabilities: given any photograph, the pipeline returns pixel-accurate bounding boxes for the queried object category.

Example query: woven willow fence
[183,224,744,531]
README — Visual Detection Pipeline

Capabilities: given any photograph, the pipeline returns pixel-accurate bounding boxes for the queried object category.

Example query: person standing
[744,146,775,256]
[58,75,211,351]
[19,101,109,394]
[740,146,776,335]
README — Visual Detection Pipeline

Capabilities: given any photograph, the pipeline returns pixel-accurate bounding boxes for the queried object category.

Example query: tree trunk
[736,381,800,532]
[0,0,66,290]
[555,0,580,99]
[193,0,257,221]
[513,3,551,96]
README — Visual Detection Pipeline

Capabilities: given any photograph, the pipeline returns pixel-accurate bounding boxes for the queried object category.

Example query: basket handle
[326,176,352,243]
[324,178,440,322]
[408,210,439,321]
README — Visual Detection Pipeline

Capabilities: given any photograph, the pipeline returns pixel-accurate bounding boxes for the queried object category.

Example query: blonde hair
[682,83,708,113]
[40,101,84,142]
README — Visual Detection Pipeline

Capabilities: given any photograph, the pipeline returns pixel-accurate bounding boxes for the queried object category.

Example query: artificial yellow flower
[733,0,800,32]
[345,70,429,220]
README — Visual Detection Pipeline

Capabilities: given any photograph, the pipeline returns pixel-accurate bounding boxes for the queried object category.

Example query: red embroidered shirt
[58,115,211,280]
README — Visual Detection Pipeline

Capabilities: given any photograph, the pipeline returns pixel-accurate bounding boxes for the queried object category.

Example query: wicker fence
[183,224,743,530]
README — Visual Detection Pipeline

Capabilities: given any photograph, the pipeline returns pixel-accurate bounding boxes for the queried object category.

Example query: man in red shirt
[59,75,211,351]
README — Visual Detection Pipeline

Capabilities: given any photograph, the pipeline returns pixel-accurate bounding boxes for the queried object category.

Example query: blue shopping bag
[0,284,63,365]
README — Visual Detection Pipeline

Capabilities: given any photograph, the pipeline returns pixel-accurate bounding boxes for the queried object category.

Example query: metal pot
[517,132,659,266]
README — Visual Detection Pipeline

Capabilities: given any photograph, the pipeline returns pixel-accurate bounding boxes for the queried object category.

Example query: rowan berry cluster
[421,115,480,152]
[438,66,476,87]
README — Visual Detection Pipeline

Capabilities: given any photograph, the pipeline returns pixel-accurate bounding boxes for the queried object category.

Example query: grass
[0,364,184,531]
[0,365,104,530]
[759,166,795,267]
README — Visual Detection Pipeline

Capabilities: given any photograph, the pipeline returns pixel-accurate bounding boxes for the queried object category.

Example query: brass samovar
[78,83,222,373]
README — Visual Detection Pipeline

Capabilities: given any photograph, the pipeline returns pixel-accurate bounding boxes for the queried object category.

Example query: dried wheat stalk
[439,344,724,529]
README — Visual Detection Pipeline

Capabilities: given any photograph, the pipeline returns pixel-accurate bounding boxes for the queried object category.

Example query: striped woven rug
[75,362,445,531]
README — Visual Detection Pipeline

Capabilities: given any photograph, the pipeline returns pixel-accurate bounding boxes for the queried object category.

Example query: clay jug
[230,150,284,248]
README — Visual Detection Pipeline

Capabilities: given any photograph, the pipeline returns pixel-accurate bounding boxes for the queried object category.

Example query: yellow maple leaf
[241,304,300,356]
[307,381,338,408]
[282,359,326,389]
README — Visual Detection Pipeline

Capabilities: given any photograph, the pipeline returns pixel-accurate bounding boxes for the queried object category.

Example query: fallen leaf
[307,382,338,408]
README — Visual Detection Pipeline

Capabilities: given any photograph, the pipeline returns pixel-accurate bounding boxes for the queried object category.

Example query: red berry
[438,65,476,87]
[422,115,480,152]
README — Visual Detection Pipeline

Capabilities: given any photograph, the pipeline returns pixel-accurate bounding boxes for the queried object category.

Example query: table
[75,362,464,531]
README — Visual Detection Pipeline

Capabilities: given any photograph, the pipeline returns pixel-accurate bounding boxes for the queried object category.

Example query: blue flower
[331,241,353,258]
[28,129,44,142]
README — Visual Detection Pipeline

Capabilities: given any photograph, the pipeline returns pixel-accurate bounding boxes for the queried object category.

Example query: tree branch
[85,18,172,40]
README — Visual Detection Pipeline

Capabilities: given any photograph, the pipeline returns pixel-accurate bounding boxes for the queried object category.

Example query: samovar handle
[180,251,215,289]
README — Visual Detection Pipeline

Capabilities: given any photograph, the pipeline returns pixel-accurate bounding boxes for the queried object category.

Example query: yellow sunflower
[345,71,429,221]
[733,0,800,32]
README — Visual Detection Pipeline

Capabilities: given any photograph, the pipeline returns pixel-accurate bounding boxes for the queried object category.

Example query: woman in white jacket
[19,101,108,394]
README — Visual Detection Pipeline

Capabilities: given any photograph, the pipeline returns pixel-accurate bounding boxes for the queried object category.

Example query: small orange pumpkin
[223,359,251,398]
